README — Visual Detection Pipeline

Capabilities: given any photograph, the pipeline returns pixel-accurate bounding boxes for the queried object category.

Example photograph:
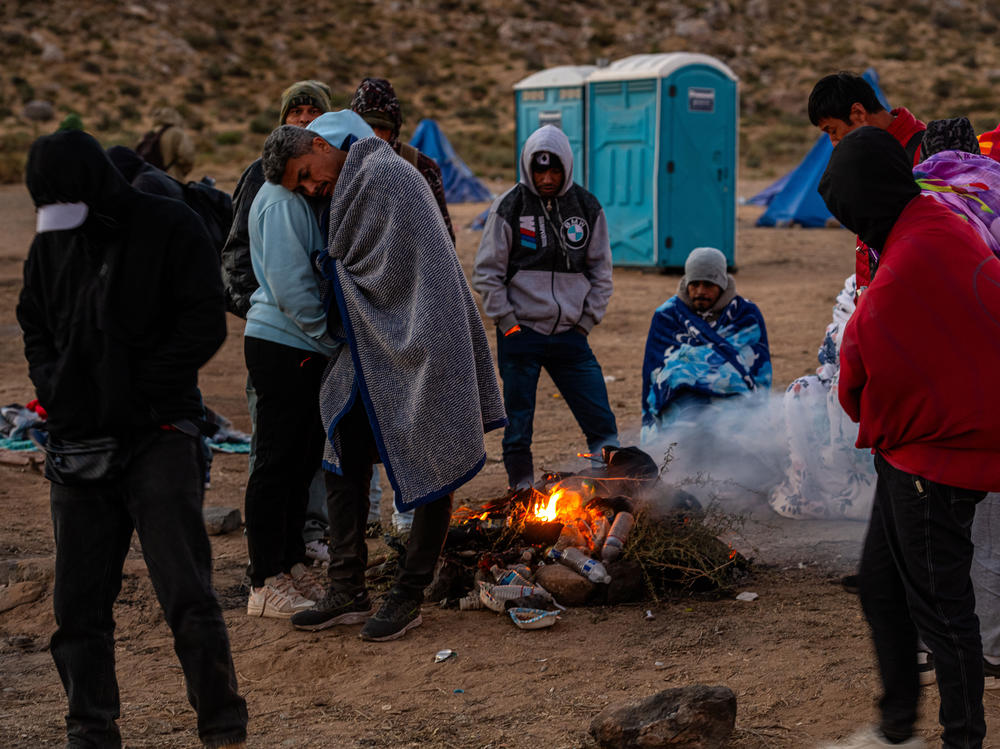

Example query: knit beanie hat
[530,150,564,172]
[922,117,981,158]
[682,247,728,288]
[350,78,402,142]
[279,80,332,125]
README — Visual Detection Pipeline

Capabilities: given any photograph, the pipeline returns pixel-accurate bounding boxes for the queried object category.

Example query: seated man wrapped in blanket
[641,247,771,444]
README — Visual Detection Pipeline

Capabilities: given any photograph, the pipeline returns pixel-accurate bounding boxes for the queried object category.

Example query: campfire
[370,446,750,626]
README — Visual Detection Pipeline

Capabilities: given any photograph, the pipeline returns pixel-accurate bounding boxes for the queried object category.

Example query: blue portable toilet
[586,53,738,268]
[513,65,596,185]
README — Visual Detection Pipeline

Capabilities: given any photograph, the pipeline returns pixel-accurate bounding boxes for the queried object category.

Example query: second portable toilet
[513,65,596,186]
[586,53,738,269]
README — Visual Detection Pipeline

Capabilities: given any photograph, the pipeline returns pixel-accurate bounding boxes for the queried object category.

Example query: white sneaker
[247,573,314,619]
[817,727,924,748]
[304,539,330,564]
[289,562,326,602]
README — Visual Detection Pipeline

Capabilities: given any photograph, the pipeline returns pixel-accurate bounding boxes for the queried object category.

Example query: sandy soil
[1,179,998,748]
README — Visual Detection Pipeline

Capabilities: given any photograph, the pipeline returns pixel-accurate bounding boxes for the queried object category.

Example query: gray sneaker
[290,588,373,631]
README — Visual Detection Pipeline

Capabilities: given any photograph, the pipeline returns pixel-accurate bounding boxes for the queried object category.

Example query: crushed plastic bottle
[491,565,532,587]
[458,593,484,610]
[601,511,635,562]
[551,547,611,584]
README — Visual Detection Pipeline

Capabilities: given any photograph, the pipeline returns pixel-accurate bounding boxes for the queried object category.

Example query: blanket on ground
[641,295,771,438]
[317,136,506,511]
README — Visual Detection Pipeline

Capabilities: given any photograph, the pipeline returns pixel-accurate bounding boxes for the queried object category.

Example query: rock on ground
[534,561,594,605]
[203,506,242,535]
[589,685,736,748]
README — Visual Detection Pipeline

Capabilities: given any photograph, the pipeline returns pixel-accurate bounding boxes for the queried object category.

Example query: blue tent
[753,69,890,227]
[409,119,492,203]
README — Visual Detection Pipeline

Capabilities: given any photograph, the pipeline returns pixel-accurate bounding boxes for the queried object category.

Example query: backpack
[180,178,233,257]
[397,142,420,168]
[135,124,172,171]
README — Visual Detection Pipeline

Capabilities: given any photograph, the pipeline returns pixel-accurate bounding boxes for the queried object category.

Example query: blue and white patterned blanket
[641,296,771,435]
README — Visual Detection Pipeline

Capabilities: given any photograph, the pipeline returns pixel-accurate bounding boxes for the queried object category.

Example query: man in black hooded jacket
[17,130,248,749]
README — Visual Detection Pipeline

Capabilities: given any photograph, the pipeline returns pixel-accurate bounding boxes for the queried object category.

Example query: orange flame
[524,487,591,525]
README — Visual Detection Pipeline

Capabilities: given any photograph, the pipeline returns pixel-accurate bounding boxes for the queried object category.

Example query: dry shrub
[624,507,750,599]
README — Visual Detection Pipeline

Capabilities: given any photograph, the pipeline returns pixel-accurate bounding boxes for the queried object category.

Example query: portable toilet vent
[585,53,738,269]
[513,65,596,186]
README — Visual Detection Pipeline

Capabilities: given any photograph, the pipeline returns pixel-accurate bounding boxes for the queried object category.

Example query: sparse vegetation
[0,0,999,184]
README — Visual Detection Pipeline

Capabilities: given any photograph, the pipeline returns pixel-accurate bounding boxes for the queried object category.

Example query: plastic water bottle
[601,511,635,562]
[592,514,610,552]
[552,547,611,584]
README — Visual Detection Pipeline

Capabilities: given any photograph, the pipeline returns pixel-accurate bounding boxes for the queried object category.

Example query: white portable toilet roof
[513,65,598,90]
[587,53,737,83]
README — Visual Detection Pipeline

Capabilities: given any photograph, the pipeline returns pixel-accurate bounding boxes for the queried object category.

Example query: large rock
[534,562,593,605]
[589,685,736,748]
[203,506,242,535]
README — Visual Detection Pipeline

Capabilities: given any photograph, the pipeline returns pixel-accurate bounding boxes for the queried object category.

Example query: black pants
[50,430,247,748]
[243,336,326,587]
[325,396,451,600]
[861,453,985,748]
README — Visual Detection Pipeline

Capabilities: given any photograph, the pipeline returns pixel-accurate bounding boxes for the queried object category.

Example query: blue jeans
[861,453,985,748]
[497,326,618,488]
[50,430,247,748]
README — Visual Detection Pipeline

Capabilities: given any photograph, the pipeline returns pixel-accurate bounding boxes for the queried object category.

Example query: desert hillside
[2,0,1000,184]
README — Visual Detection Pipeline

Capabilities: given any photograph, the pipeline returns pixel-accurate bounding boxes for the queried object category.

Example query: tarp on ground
[409,119,493,203]
[752,68,890,227]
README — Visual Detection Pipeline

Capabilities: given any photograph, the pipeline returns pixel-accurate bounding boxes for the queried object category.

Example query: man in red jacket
[808,73,926,293]
[817,126,1000,749]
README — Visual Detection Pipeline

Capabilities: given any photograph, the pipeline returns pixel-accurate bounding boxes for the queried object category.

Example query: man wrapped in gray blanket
[260,111,507,641]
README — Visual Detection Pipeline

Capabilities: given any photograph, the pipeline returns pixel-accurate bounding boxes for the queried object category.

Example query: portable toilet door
[513,65,595,186]
[586,53,738,268]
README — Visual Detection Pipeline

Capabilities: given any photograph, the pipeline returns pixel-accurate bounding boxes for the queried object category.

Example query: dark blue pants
[50,430,247,748]
[861,453,985,748]
[496,327,618,488]
[243,336,326,587]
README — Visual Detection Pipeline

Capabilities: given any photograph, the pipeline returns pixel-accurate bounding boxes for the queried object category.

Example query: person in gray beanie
[640,246,771,440]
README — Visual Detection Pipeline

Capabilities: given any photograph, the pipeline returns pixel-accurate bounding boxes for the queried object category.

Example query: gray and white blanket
[317,136,506,510]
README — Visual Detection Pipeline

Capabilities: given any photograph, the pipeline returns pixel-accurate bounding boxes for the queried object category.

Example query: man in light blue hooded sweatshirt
[241,112,376,620]
[472,125,618,490]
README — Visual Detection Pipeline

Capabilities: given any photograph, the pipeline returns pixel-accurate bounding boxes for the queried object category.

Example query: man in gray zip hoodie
[473,125,617,490]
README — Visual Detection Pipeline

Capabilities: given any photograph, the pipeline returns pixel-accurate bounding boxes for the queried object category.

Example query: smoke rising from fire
[631,392,793,515]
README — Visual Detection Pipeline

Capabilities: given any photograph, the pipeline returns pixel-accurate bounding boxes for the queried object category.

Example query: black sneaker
[359,590,423,642]
[290,588,373,631]
[985,659,1000,690]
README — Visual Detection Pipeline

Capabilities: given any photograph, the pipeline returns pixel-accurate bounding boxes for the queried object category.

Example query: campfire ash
[368,446,751,615]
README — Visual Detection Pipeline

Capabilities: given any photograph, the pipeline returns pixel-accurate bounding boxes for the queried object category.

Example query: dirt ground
[1,177,998,748]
